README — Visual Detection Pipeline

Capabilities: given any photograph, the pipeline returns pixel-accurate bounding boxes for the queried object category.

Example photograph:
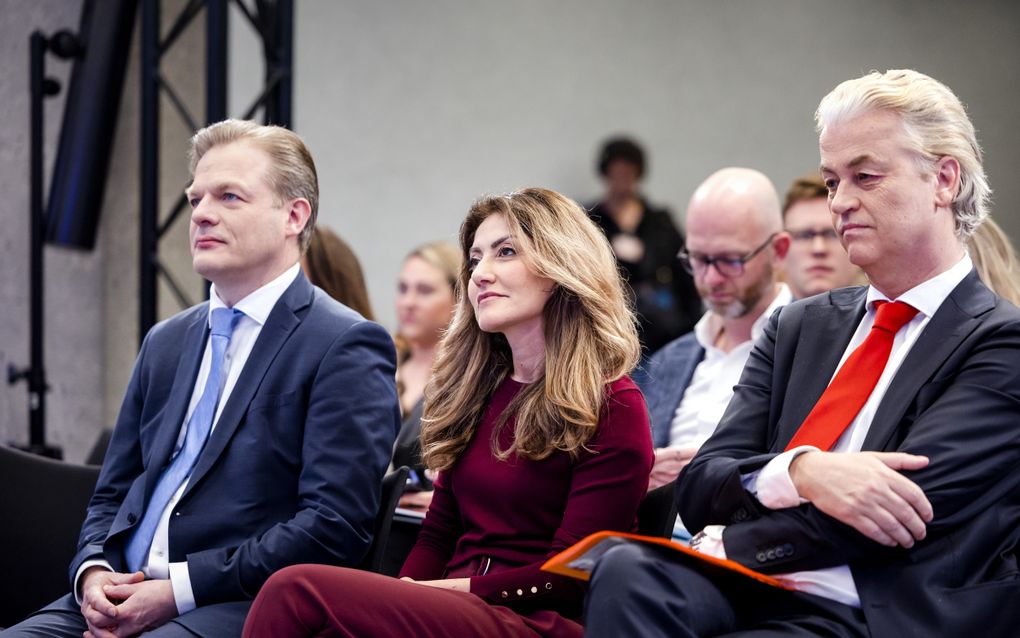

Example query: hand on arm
[649,446,698,491]
[789,450,932,547]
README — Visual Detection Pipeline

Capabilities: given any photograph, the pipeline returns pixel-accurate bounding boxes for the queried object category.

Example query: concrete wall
[252,0,1020,333]
[0,1,202,462]
[3,1,1019,460]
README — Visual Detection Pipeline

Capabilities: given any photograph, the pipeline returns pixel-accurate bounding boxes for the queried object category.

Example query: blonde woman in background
[392,241,461,506]
[968,217,1020,306]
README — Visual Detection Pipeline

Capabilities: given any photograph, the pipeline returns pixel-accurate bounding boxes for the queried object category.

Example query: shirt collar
[694,283,793,351]
[208,262,301,327]
[865,253,972,318]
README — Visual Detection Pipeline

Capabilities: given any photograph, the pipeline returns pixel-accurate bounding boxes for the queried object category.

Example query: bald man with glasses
[642,168,791,518]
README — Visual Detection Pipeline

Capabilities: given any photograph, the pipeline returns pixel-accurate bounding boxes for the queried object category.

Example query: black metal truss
[139,0,293,343]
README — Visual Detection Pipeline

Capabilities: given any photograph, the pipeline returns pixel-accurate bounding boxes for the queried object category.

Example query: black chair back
[636,479,678,538]
[358,466,410,573]
[0,445,101,627]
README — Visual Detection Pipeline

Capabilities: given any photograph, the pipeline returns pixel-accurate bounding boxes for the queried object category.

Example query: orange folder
[541,530,790,590]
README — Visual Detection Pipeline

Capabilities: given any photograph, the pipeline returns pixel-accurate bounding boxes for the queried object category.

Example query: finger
[104,583,140,599]
[108,571,145,585]
[676,446,699,461]
[874,452,929,471]
[82,604,117,628]
[886,474,934,523]
[867,483,928,546]
[84,590,118,618]
[851,512,899,547]
[86,624,120,638]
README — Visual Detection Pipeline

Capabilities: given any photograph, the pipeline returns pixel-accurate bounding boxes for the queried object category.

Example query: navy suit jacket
[640,332,706,448]
[677,271,1020,637]
[71,272,400,619]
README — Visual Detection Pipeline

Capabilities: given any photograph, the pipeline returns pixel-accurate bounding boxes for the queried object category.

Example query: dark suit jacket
[677,271,1020,637]
[71,272,400,632]
[640,332,706,448]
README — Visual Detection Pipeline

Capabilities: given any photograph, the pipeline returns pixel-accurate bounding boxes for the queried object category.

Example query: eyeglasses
[678,233,777,278]
[789,228,838,243]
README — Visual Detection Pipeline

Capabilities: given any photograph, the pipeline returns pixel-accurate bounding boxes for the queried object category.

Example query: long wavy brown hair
[420,188,641,471]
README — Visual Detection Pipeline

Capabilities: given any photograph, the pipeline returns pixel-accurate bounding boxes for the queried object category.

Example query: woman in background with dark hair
[588,136,701,356]
[301,225,375,320]
[242,188,653,638]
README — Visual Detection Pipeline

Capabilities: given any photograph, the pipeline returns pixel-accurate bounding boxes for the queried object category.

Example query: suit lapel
[143,309,208,497]
[776,289,866,448]
[863,271,994,450]
[182,274,313,499]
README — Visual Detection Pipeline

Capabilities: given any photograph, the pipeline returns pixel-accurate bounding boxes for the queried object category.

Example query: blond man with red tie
[585,70,1020,638]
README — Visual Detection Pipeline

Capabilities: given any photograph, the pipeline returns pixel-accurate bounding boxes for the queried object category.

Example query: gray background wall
[3,0,1019,460]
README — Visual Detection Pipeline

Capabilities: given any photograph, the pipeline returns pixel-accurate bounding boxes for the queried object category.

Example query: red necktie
[785,300,920,451]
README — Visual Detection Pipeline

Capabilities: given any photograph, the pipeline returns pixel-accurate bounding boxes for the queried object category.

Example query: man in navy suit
[4,120,400,637]
[587,70,1020,637]
[643,168,791,499]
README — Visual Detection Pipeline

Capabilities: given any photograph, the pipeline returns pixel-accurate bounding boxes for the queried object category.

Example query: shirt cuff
[745,446,818,509]
[74,558,114,604]
[692,525,727,559]
[168,561,196,614]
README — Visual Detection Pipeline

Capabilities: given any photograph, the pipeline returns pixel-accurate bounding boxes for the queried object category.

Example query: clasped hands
[648,446,699,491]
[789,450,933,548]
[79,566,178,638]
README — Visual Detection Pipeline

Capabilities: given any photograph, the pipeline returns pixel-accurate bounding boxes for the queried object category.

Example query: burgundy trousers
[241,564,582,638]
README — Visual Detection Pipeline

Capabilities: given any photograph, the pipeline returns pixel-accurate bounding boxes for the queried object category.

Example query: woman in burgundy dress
[241,188,654,638]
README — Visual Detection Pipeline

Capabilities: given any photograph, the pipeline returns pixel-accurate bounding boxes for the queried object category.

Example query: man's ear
[285,198,312,239]
[771,231,792,262]
[933,156,961,209]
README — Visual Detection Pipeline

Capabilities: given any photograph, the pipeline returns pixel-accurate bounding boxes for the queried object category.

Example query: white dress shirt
[669,285,793,448]
[696,254,973,608]
[75,263,300,614]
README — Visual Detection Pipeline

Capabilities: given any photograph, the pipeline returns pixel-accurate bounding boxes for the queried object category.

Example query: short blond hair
[189,119,319,251]
[816,69,990,239]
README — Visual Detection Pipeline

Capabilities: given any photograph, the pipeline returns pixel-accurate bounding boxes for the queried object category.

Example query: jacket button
[783,543,794,555]
[545,582,552,590]
[501,591,508,598]
[755,552,767,563]
[765,549,776,560]
[531,586,538,593]
[733,508,748,522]
[516,589,523,596]
[775,547,785,558]
[127,513,137,524]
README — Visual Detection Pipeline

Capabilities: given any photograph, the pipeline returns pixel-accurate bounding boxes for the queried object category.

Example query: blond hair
[189,119,319,251]
[969,218,1020,307]
[816,69,990,239]
[421,188,640,470]
[394,240,462,362]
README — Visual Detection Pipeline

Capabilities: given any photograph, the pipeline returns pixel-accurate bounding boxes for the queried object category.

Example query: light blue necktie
[124,307,243,573]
